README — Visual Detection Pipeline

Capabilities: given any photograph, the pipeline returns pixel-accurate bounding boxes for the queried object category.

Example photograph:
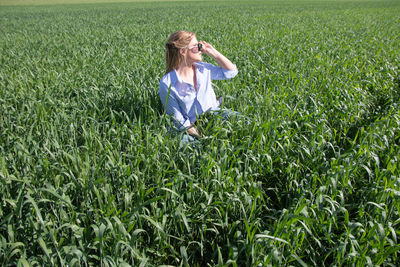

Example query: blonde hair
[165,31,196,74]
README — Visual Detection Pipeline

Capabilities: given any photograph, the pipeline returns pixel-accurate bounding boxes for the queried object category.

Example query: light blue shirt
[159,62,238,131]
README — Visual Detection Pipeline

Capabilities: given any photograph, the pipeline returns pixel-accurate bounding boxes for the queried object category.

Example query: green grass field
[0,0,197,6]
[1,0,399,266]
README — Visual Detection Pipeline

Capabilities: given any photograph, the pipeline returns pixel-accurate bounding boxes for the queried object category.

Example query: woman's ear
[180,48,186,56]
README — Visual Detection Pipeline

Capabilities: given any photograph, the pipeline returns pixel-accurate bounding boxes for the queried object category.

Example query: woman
[159,30,238,141]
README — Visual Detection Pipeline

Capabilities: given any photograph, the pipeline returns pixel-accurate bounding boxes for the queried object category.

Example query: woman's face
[183,37,202,64]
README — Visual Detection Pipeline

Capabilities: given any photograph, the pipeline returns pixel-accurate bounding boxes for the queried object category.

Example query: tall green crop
[0,0,399,266]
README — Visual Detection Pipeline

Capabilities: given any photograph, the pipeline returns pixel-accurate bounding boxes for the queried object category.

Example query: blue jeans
[211,108,241,120]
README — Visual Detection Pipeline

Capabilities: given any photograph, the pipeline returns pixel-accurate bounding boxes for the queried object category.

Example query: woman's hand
[187,125,201,139]
[200,41,237,71]
[200,41,219,58]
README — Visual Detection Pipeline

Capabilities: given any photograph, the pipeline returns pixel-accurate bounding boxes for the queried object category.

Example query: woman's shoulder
[194,62,220,75]
[195,61,216,69]
[160,70,174,85]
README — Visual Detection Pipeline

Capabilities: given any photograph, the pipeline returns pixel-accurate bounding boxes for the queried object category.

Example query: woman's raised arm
[200,41,237,71]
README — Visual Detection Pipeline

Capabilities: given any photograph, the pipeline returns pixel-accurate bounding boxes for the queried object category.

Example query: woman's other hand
[187,126,201,139]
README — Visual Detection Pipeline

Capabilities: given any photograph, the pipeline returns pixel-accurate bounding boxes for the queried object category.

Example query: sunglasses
[188,43,202,53]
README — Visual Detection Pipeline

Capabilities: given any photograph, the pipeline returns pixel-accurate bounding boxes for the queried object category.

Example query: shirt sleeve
[201,62,238,80]
[159,82,191,131]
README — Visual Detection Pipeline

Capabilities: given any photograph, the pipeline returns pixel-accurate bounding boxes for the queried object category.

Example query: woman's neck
[176,64,195,84]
